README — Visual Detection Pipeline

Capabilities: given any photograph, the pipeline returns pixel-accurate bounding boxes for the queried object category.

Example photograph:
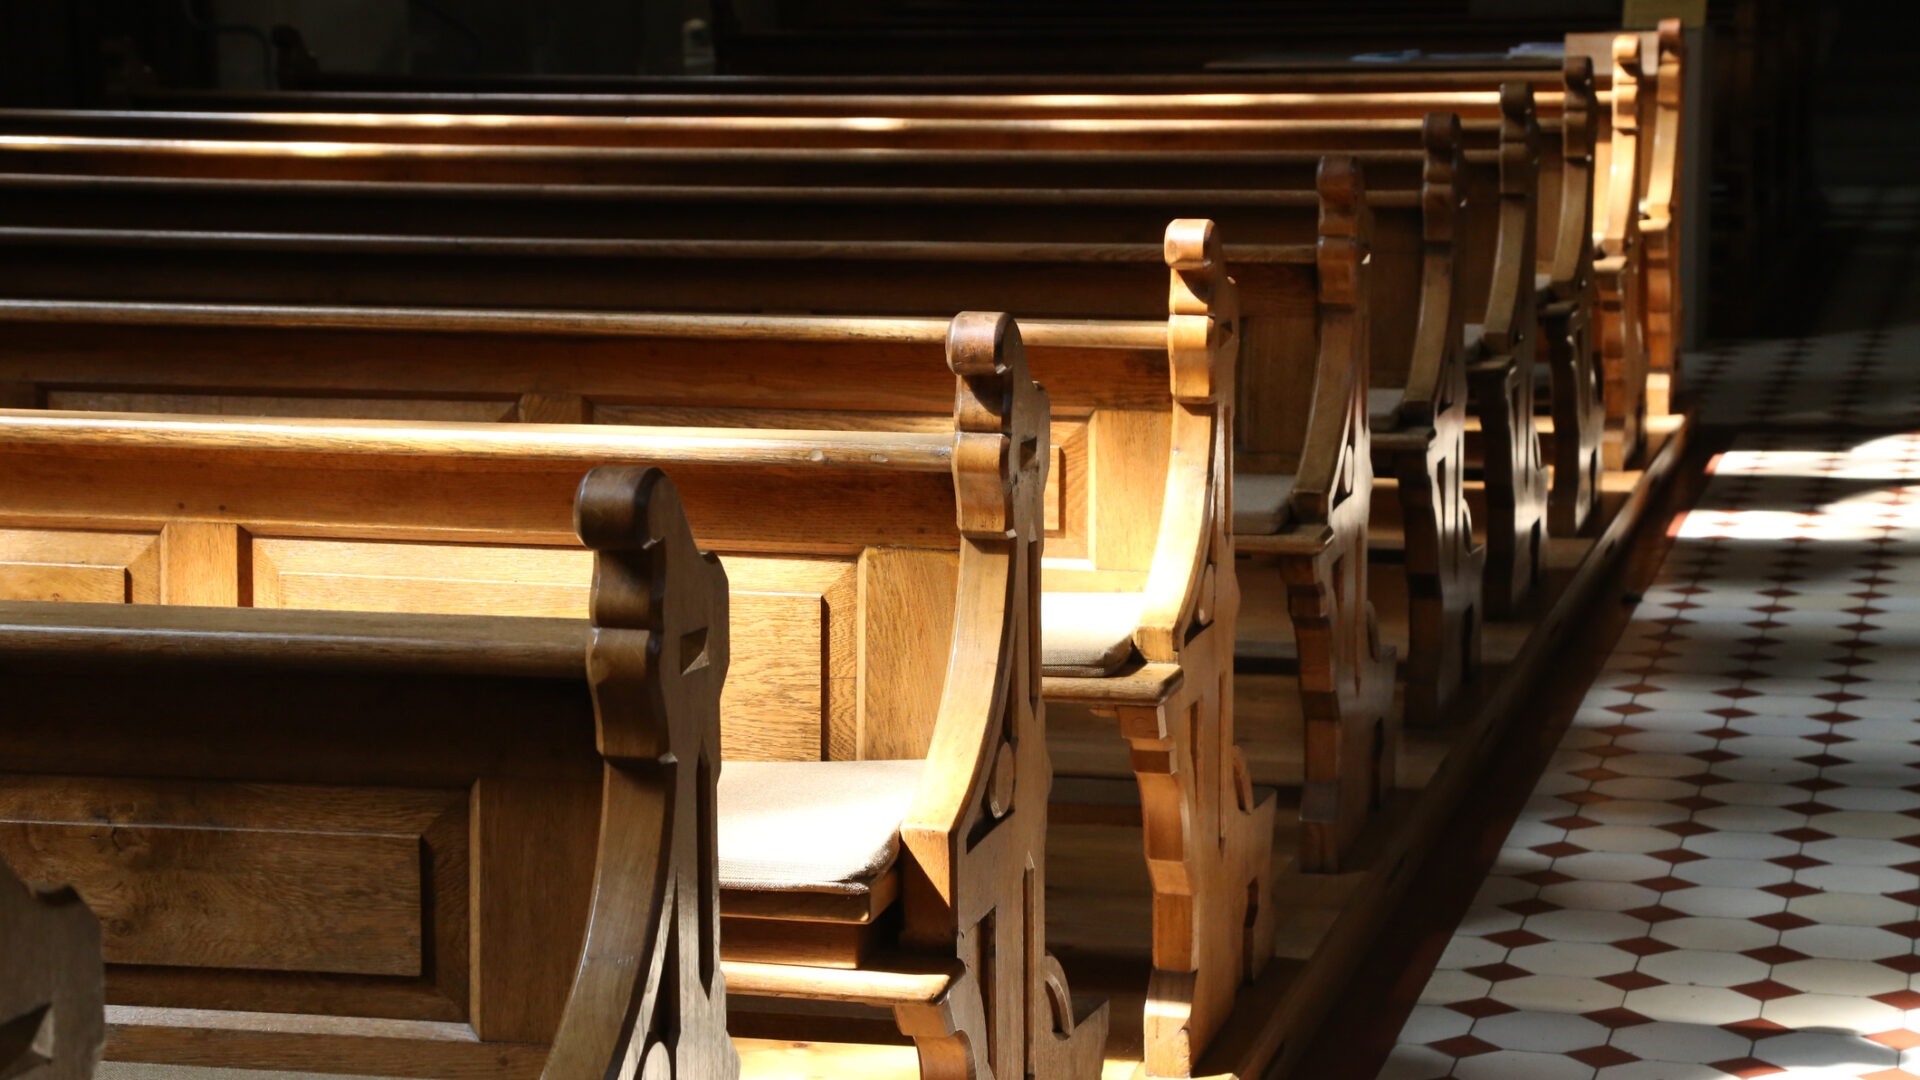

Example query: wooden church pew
[0,190,1403,855]
[0,93,1577,597]
[0,130,1502,721]
[0,260,1280,1077]
[0,467,739,1080]
[0,322,1111,1080]
[0,857,104,1080]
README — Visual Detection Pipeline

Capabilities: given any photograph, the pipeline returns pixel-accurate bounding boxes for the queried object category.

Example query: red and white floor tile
[1377,432,1920,1080]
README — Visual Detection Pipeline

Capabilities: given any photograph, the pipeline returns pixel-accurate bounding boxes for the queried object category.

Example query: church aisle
[1376,190,1920,1080]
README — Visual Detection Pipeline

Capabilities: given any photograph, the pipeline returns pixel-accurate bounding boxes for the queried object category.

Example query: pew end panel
[1539,55,1607,539]
[0,857,104,1080]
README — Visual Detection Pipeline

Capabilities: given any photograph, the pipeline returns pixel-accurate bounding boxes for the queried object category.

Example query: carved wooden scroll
[1290,158,1398,872]
[1469,83,1548,618]
[0,860,102,1080]
[1642,18,1685,416]
[1386,114,1483,726]
[898,312,1108,1080]
[1596,33,1649,469]
[1543,55,1606,537]
[1118,221,1276,1078]
[555,466,736,1080]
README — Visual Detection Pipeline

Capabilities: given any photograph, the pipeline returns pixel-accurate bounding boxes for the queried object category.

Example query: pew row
[0,194,1402,858]
[0,857,104,1080]
[0,320,1109,1080]
[0,137,1500,718]
[0,270,1275,1077]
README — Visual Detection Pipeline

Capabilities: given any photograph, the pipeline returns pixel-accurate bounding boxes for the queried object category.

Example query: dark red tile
[1650,847,1709,865]
[1878,955,1920,974]
[1783,801,1839,816]
[1883,921,1920,940]
[1614,936,1679,957]
[1531,841,1587,858]
[1793,778,1842,792]
[1600,971,1665,991]
[1518,869,1573,888]
[1430,1034,1500,1058]
[1570,768,1623,782]
[1692,748,1740,763]
[1722,1017,1793,1040]
[1569,1045,1639,1068]
[1499,898,1560,918]
[1798,754,1851,768]
[1769,854,1826,870]
[1673,794,1727,811]
[1777,828,1835,843]
[1869,1028,1920,1051]
[1483,929,1548,950]
[1547,815,1602,830]
[1730,979,1801,1001]
[1464,962,1529,983]
[1624,904,1686,923]
[1753,912,1817,931]
[1582,1007,1654,1029]
[1763,882,1821,899]
[1876,990,1920,1010]
[1710,706,1759,719]
[1658,821,1716,837]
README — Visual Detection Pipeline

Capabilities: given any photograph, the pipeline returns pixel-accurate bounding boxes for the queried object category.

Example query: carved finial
[1164,218,1218,272]
[1658,17,1684,56]
[1422,112,1462,159]
[1500,81,1536,129]
[1613,33,1642,73]
[1316,156,1363,240]
[1564,54,1595,95]
[947,312,1046,540]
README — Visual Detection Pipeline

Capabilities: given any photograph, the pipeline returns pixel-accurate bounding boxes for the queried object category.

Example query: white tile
[1762,992,1906,1034]
[1800,862,1920,895]
[1470,1008,1611,1052]
[1487,974,1626,1013]
[1539,880,1662,913]
[1616,731,1721,756]
[1780,923,1915,961]
[1683,830,1803,860]
[1493,845,1557,877]
[1609,753,1715,779]
[1399,1003,1475,1044]
[1474,875,1542,909]
[1594,777,1703,801]
[1758,1022,1904,1068]
[1806,811,1920,840]
[1375,1042,1457,1080]
[1553,852,1674,884]
[1578,825,1691,855]
[1636,948,1771,988]
[1786,891,1919,928]
[1438,934,1513,971]
[1650,916,1780,953]
[1707,782,1815,807]
[1523,908,1654,944]
[1823,762,1920,789]
[1459,904,1526,936]
[1663,886,1790,919]
[1452,1048,1598,1080]
[1624,983,1770,1025]
[1418,968,1494,1006]
[1610,1019,1753,1064]
[1505,817,1570,850]
[1508,941,1641,978]
[1586,800,1694,827]
[1710,756,1823,785]
[1695,804,1810,833]
[1773,957,1912,996]
[1804,837,1920,867]
[1820,785,1920,813]
[1673,858,1797,889]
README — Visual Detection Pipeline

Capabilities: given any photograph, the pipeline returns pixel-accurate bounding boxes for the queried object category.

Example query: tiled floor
[1375,185,1920,1080]
[1379,433,1920,1080]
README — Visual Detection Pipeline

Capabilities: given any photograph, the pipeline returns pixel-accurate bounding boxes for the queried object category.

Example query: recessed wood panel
[0,527,158,603]
[0,561,127,603]
[0,822,423,977]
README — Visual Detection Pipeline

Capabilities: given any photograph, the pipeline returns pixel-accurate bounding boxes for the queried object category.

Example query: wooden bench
[0,260,1276,1076]
[0,91,1569,596]
[63,35,1675,521]
[0,188,1408,825]
[0,466,739,1080]
[0,320,1110,1080]
[1,857,103,1080]
[0,121,1498,716]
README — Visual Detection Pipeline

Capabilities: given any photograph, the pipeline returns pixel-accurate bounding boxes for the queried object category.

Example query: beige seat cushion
[1369,387,1408,428]
[1233,472,1298,535]
[719,758,923,895]
[1041,591,1143,677]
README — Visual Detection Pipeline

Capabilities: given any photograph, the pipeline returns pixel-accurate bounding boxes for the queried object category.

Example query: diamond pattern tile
[1376,405,1920,1079]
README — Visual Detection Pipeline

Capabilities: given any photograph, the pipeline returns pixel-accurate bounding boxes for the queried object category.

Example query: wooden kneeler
[0,859,103,1080]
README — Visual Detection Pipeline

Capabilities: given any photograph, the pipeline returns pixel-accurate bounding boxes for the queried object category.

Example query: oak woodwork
[0,856,103,1080]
